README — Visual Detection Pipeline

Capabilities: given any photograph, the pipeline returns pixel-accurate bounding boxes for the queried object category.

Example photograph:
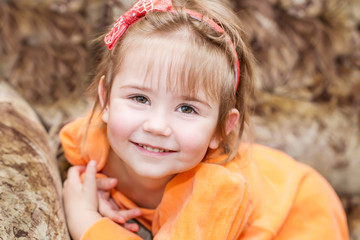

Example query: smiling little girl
[60,0,348,239]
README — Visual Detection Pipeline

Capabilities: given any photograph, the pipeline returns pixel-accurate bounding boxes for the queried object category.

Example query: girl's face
[100,50,221,180]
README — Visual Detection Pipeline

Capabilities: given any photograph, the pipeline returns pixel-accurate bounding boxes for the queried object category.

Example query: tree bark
[0,81,70,239]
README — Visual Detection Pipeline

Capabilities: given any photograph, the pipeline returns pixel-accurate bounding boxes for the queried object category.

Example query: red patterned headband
[104,0,240,92]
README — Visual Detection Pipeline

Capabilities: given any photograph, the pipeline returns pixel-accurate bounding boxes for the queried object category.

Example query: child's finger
[98,191,120,211]
[66,166,86,184]
[124,222,140,232]
[83,160,98,199]
[97,178,118,191]
[98,189,111,201]
[98,192,125,223]
[118,208,142,222]
[98,193,142,223]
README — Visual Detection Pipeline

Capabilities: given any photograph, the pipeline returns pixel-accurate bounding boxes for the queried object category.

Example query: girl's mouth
[136,143,173,153]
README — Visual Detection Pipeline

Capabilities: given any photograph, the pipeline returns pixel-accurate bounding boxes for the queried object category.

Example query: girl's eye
[131,95,149,104]
[178,105,197,114]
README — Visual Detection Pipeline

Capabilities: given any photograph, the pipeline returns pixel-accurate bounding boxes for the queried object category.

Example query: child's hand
[96,178,142,232]
[62,160,102,240]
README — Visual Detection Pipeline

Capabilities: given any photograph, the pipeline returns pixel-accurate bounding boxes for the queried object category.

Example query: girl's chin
[132,166,176,180]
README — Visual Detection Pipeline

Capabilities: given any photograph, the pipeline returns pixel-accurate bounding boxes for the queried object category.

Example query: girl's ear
[209,108,239,149]
[225,108,239,135]
[98,75,109,123]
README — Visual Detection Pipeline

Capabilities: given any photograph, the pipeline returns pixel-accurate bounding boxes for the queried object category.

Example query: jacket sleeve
[81,218,142,240]
[275,165,349,240]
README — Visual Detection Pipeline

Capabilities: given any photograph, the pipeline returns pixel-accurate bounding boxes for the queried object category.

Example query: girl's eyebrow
[119,84,152,92]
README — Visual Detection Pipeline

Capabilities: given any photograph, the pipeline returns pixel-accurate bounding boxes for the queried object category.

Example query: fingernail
[89,160,97,167]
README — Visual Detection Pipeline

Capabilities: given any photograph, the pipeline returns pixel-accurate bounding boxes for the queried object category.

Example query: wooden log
[0,81,70,239]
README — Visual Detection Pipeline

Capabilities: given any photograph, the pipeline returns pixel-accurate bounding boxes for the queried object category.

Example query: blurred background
[0,0,359,238]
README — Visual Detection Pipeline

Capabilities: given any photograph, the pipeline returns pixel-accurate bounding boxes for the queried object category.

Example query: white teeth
[138,144,169,153]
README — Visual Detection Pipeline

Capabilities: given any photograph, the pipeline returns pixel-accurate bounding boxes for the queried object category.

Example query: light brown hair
[87,0,255,163]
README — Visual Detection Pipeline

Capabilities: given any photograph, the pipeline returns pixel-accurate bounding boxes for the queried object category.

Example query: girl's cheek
[178,126,213,154]
[108,109,141,134]
[109,117,131,134]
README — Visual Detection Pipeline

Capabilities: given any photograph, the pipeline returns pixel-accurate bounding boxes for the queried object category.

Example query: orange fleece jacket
[60,113,349,240]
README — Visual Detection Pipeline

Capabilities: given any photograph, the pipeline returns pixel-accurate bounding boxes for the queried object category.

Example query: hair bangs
[116,28,233,101]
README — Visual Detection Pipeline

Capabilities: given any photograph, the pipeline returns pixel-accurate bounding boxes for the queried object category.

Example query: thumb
[97,178,118,191]
[83,160,98,203]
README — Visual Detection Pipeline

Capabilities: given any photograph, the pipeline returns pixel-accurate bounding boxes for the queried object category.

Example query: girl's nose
[142,109,172,137]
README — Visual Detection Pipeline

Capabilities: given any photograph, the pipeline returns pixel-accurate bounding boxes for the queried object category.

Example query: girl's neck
[102,148,174,209]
